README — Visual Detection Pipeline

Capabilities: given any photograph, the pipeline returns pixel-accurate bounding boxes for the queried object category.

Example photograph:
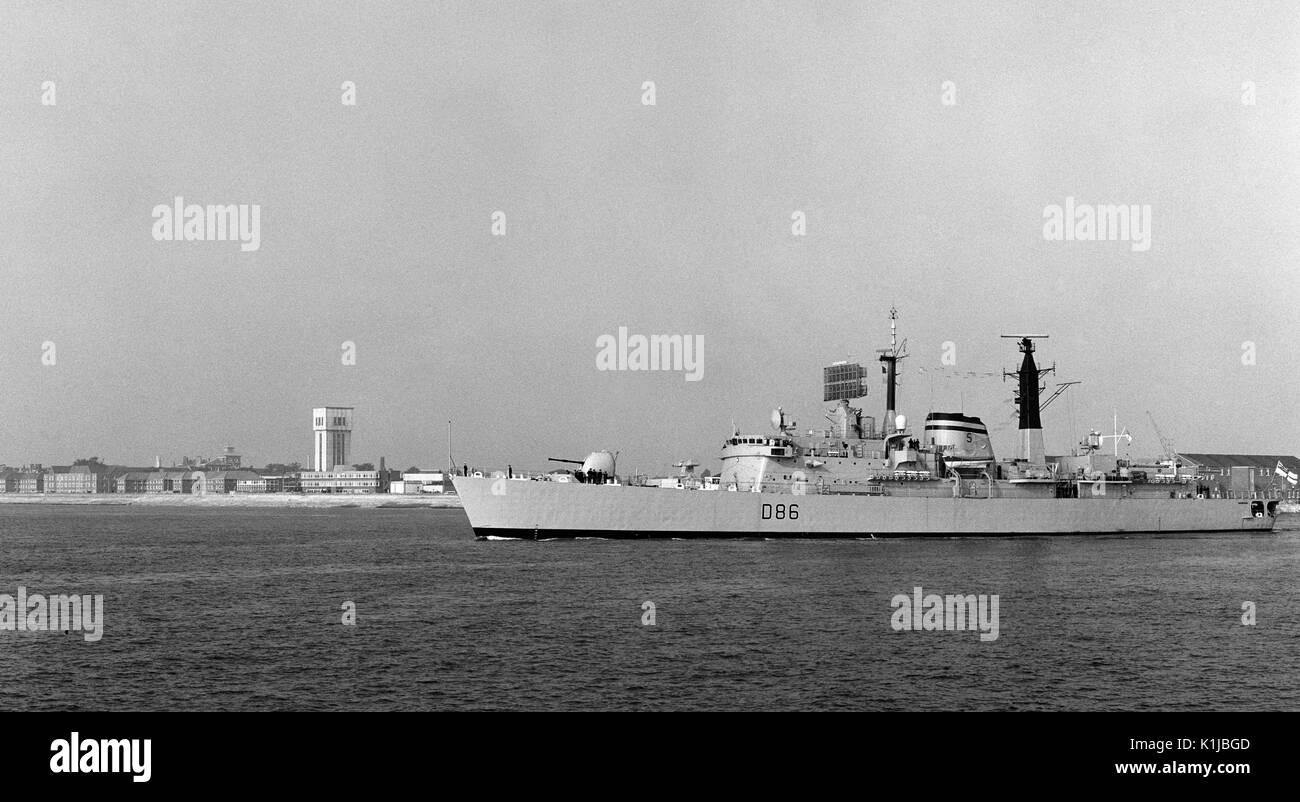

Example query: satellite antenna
[770,406,795,432]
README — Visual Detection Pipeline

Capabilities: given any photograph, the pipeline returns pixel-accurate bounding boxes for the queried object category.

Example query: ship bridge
[723,435,795,459]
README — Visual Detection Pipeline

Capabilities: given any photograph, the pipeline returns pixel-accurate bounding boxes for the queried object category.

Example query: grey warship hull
[453,476,1279,539]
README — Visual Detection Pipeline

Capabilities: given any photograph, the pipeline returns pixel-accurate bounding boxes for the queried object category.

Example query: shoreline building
[209,446,242,470]
[200,469,262,494]
[313,407,353,471]
[235,472,302,494]
[1172,453,1300,499]
[390,470,451,494]
[145,470,200,494]
[45,464,113,494]
[303,405,379,492]
[179,447,244,471]
[114,471,152,494]
[18,465,45,493]
[300,468,381,494]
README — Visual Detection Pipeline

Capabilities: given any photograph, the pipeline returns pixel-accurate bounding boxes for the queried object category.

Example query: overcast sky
[2,1,1297,472]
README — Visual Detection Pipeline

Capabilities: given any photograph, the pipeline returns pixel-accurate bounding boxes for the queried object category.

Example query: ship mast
[877,306,907,435]
[1001,335,1054,463]
[1097,410,1132,457]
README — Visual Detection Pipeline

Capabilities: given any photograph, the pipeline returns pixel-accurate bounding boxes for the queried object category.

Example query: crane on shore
[1146,410,1182,475]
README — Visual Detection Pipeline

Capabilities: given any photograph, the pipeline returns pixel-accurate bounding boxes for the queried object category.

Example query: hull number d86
[761,503,799,520]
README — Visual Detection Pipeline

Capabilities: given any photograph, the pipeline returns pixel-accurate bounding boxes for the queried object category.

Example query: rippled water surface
[2,506,1297,710]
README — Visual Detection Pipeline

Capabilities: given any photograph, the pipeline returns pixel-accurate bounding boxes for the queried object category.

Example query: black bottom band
[473,527,1256,540]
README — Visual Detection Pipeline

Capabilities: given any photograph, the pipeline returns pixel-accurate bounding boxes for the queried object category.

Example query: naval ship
[453,313,1281,538]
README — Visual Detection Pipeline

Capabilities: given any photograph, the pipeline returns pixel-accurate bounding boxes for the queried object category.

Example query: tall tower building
[312,407,354,471]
